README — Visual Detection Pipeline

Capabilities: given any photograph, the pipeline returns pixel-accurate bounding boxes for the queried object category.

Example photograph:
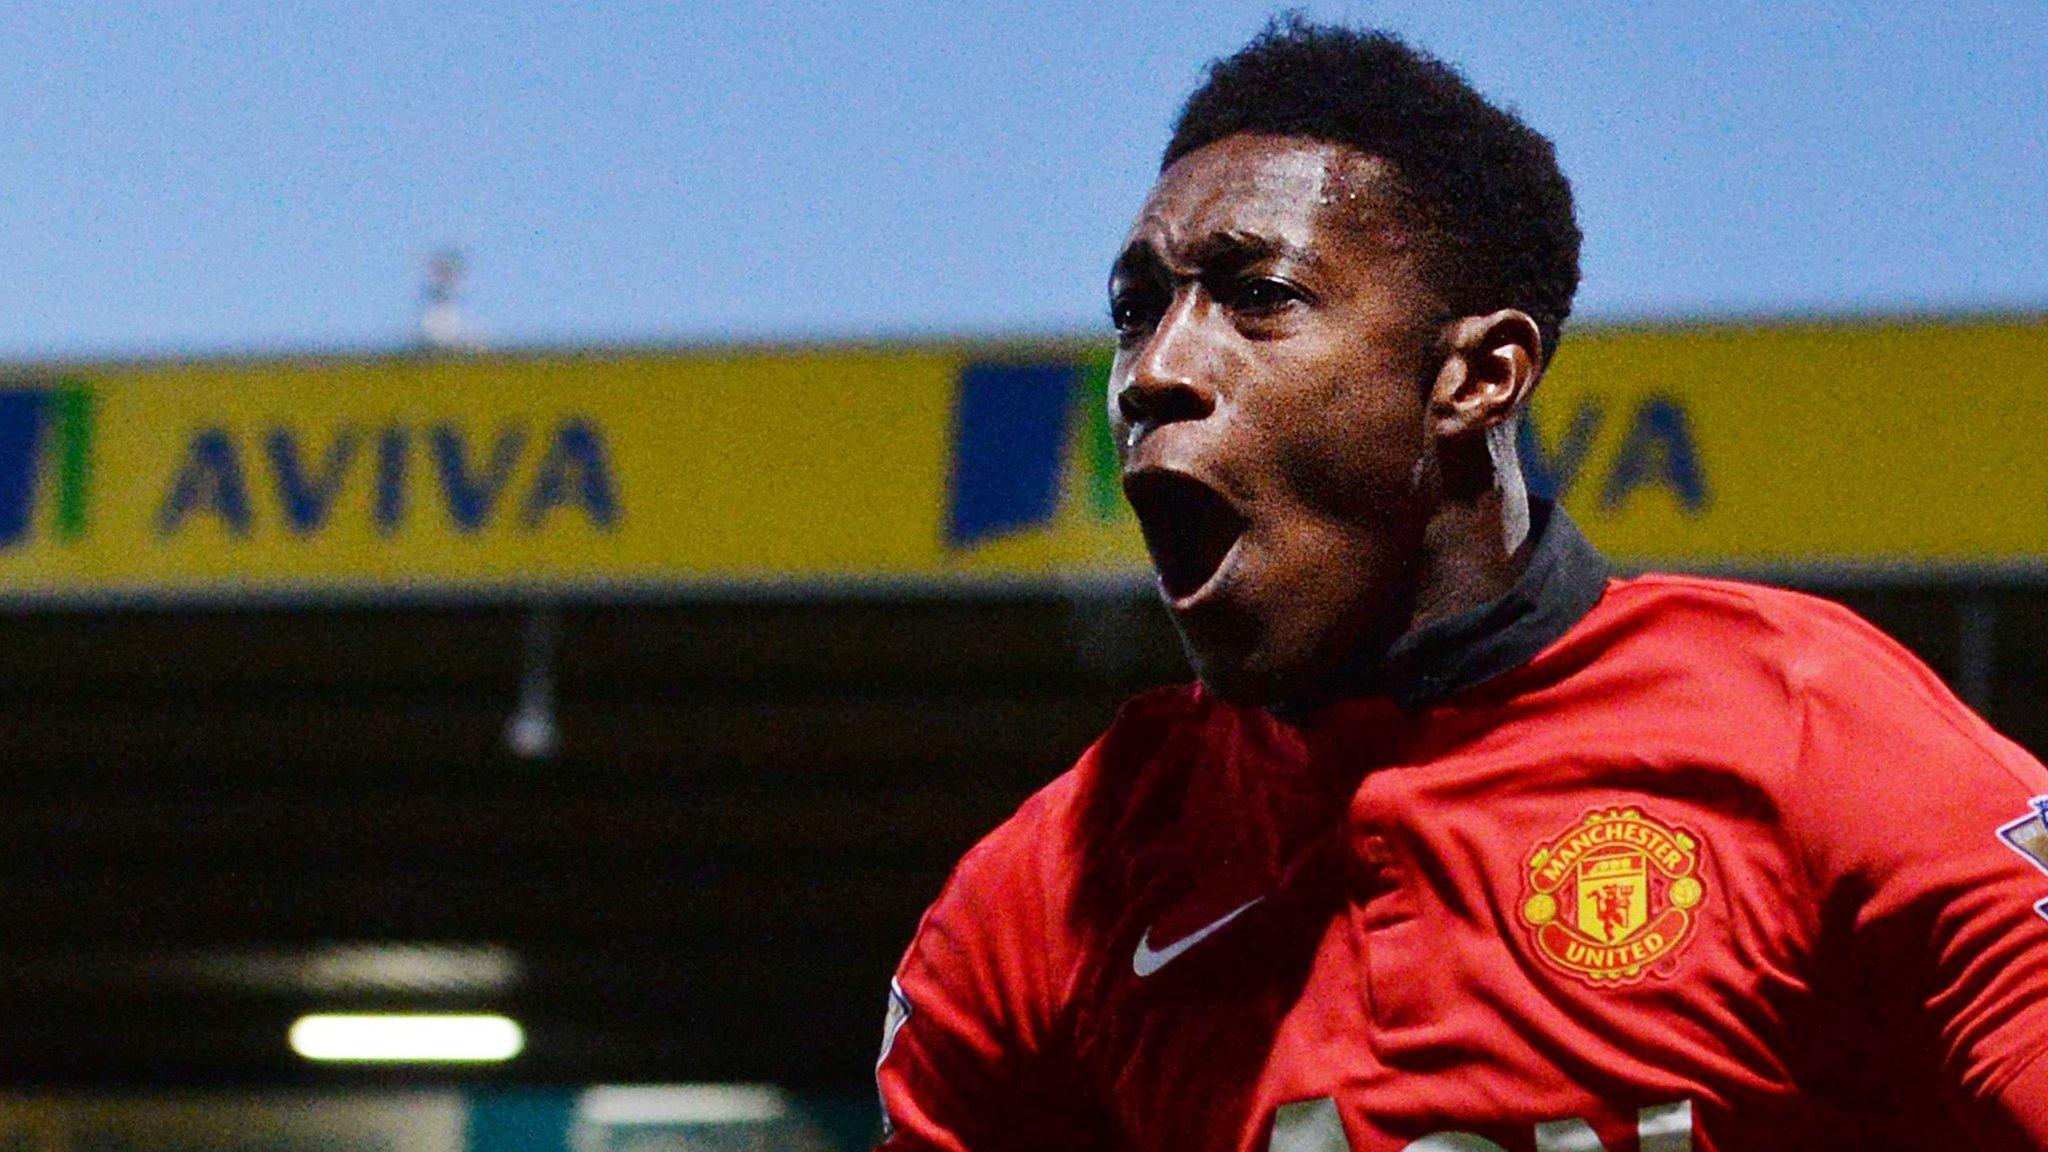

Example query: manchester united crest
[1520,807,1705,984]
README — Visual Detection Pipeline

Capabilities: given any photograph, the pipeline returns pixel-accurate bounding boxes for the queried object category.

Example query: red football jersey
[876,514,2048,1150]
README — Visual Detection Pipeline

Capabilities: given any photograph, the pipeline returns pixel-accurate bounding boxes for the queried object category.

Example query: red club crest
[1521,807,1705,985]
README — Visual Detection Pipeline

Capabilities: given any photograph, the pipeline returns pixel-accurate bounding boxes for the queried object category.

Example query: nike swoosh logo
[1132,897,1265,977]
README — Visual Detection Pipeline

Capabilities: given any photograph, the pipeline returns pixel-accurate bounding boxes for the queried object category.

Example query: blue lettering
[1519,401,1603,502]
[158,429,252,537]
[154,420,627,540]
[266,428,359,535]
[521,418,619,530]
[1601,396,1707,512]
[374,427,407,535]
[432,424,524,532]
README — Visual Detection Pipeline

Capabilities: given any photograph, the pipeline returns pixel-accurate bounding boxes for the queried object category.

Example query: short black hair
[1166,18,1581,364]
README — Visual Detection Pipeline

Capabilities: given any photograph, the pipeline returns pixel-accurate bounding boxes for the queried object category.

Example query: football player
[876,19,2048,1150]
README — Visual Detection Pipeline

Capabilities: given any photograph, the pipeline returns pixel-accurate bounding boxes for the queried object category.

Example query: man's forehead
[1127,134,1406,258]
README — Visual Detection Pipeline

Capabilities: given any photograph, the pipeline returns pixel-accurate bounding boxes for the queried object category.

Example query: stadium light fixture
[288,1013,524,1063]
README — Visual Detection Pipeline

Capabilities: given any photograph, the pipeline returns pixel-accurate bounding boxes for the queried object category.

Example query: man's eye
[1222,277,1300,315]
[1110,292,1162,336]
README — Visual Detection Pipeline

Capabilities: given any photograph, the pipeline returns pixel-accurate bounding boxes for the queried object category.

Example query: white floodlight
[288,1013,524,1063]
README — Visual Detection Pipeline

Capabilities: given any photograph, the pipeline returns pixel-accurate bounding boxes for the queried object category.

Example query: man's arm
[1781,605,2048,1142]
[1983,1054,2048,1147]
[875,778,1110,1151]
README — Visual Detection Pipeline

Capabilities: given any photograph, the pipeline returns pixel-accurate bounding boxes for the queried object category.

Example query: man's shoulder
[1597,570,2008,755]
[1597,570,1933,688]
[1605,570,1870,640]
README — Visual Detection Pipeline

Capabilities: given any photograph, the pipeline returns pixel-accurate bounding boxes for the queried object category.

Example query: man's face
[1109,133,1444,704]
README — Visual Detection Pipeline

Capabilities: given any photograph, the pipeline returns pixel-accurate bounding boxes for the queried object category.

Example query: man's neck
[1404,471,1534,635]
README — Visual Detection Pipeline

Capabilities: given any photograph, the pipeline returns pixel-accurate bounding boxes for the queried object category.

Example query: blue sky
[2,1,2041,360]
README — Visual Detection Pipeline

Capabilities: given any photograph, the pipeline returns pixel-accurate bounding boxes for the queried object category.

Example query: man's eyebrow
[1113,231,1313,282]
[1111,240,1162,281]
[1188,230,1314,270]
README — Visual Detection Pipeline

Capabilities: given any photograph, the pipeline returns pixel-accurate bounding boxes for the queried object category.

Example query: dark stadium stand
[0,593,1183,1086]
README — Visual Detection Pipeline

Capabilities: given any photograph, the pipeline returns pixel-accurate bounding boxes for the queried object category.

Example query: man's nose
[1116,301,1216,442]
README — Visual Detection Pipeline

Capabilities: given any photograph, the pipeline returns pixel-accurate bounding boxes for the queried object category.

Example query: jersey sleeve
[1779,606,2048,1144]
[874,776,1109,1152]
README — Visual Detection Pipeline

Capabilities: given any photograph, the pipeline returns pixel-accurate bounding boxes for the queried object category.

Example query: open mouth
[1124,470,1249,603]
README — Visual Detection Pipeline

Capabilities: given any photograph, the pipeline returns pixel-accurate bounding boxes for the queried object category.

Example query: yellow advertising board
[0,346,1141,601]
[1529,317,2048,572]
[0,316,2041,602]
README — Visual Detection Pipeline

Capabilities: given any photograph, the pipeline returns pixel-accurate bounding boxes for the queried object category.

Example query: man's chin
[1177,605,1387,710]
[1171,596,1310,705]
[1183,642,1306,708]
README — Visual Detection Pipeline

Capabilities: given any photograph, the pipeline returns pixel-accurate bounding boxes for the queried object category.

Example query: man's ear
[1425,309,1545,439]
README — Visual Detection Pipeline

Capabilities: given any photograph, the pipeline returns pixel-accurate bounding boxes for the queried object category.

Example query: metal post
[506,603,563,759]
